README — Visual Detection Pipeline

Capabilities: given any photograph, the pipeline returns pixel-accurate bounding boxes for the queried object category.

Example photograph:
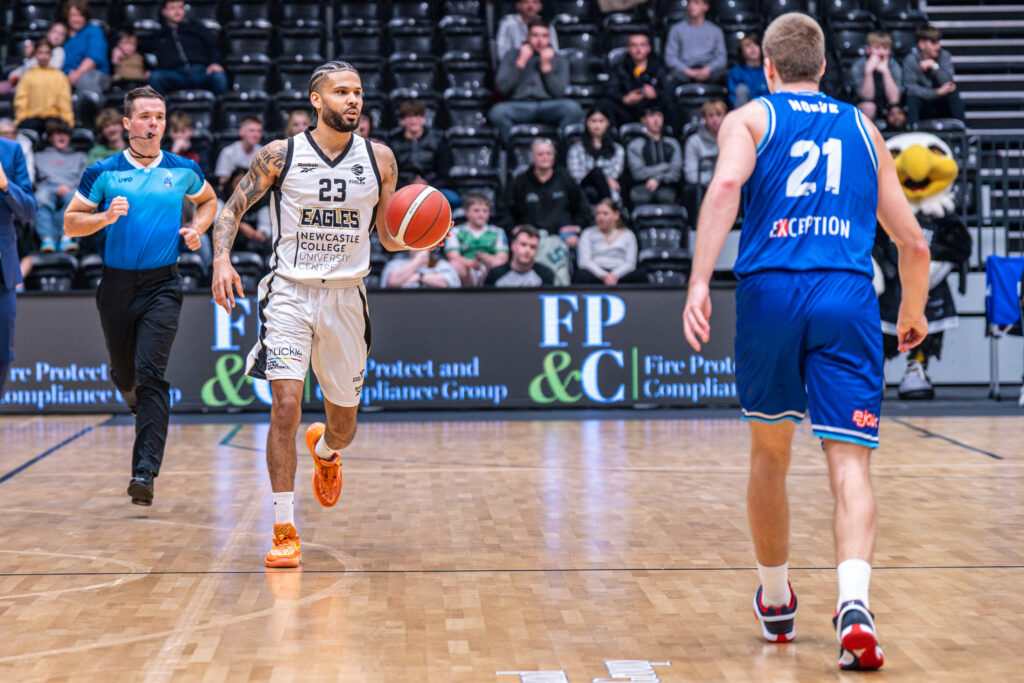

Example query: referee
[64,86,217,505]
[0,135,36,397]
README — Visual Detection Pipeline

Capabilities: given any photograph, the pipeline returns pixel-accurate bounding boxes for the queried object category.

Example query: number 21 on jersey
[786,138,842,197]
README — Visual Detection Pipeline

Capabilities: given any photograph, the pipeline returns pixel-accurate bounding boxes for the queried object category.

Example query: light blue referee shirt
[74,150,205,270]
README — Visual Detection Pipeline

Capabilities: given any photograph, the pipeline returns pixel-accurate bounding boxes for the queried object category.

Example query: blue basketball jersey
[734,91,879,278]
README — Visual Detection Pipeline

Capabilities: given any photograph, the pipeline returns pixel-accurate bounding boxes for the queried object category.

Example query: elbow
[708,175,741,199]
[909,235,931,263]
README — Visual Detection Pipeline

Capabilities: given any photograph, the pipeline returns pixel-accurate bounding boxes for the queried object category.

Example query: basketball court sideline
[0,404,1020,681]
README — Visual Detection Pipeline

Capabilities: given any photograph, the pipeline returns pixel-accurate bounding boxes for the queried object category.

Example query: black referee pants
[96,264,183,479]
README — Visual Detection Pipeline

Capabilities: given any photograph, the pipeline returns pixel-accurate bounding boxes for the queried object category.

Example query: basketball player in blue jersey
[683,14,930,671]
[210,62,423,569]
[64,86,218,506]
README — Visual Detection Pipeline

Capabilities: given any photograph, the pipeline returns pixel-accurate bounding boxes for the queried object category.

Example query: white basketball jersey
[268,131,381,286]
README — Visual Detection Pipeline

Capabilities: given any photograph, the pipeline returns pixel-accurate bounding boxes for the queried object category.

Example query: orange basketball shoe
[305,422,342,507]
[265,523,301,568]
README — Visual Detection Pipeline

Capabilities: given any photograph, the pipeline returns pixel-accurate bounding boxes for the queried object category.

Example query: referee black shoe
[127,472,154,506]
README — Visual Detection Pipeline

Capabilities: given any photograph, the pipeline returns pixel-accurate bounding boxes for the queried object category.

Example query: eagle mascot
[874,132,972,399]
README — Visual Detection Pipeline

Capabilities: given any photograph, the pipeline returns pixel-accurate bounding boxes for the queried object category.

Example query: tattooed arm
[372,142,408,252]
[211,140,287,312]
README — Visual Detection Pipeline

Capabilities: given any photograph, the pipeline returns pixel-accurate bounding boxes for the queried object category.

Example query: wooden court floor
[0,412,1021,682]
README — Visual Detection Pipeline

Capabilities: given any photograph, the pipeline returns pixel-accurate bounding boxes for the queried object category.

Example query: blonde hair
[867,31,892,50]
[762,13,825,84]
[701,99,727,118]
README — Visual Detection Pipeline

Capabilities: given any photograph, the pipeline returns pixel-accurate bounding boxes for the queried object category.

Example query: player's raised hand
[683,280,712,352]
[105,196,129,224]
[896,309,929,353]
[211,259,244,313]
[179,227,201,251]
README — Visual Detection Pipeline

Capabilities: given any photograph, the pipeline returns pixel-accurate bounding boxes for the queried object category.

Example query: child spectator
[727,33,769,107]
[567,107,625,204]
[683,99,726,218]
[111,29,148,88]
[445,194,509,287]
[214,117,263,191]
[2,22,68,95]
[852,32,904,129]
[574,199,640,285]
[35,119,87,253]
[391,99,458,208]
[13,40,74,134]
[87,107,127,164]
[167,110,211,177]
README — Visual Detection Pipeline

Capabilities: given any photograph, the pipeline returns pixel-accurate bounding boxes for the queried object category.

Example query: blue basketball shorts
[734,269,883,448]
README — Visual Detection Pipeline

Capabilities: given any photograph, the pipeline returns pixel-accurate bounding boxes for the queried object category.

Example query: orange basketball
[384,184,452,250]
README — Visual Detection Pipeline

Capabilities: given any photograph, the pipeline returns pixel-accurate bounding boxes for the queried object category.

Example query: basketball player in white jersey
[210,61,415,568]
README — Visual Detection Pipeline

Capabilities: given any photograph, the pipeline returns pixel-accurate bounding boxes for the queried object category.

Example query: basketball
[384,184,452,250]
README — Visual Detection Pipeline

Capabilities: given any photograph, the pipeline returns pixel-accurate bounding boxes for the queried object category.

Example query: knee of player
[270,395,303,427]
[326,419,357,450]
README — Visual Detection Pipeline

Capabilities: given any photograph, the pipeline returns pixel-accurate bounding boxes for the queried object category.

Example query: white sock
[757,561,792,606]
[273,491,294,526]
[315,434,339,462]
[837,559,872,609]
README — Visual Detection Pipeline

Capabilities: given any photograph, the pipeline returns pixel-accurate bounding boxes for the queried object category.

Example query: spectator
[147,0,227,95]
[0,118,36,181]
[283,110,311,137]
[34,119,87,253]
[902,25,964,126]
[484,225,555,287]
[391,99,459,208]
[490,18,583,145]
[626,105,682,205]
[13,40,74,134]
[664,0,727,86]
[357,112,385,144]
[727,33,769,107]
[445,193,509,287]
[166,111,211,177]
[2,22,68,95]
[567,107,625,204]
[508,138,590,248]
[61,0,111,100]
[683,99,725,218]
[382,247,461,289]
[111,29,148,89]
[574,199,640,285]
[495,0,559,63]
[214,117,263,191]
[219,167,270,255]
[604,32,669,126]
[851,31,904,129]
[87,108,127,164]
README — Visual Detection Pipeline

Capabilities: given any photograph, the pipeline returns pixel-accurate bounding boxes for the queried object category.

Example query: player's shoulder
[368,137,395,162]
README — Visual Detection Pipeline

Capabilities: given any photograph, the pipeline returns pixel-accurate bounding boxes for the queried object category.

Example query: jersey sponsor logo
[298,162,321,174]
[852,409,878,428]
[117,176,134,184]
[298,207,361,229]
[787,99,840,114]
[769,215,851,239]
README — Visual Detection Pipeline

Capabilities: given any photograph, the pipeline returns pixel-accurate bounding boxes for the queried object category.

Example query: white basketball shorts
[245,274,370,407]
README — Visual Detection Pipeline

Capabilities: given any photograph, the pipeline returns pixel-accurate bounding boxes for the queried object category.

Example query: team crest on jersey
[299,207,361,229]
[163,171,173,187]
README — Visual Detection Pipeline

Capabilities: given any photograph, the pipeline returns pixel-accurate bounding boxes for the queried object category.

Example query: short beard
[319,106,359,133]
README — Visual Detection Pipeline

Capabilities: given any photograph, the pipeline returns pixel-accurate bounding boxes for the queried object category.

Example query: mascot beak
[894,144,958,200]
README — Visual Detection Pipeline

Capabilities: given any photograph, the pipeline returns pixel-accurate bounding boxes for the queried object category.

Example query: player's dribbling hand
[105,196,129,224]
[683,280,712,352]
[896,310,929,353]
[178,227,201,251]
[211,261,244,313]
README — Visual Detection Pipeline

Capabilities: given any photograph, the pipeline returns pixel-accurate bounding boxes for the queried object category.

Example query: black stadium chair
[223,0,273,30]
[391,25,437,56]
[278,28,324,65]
[388,53,440,93]
[336,27,385,63]
[443,0,485,20]
[390,1,438,28]
[78,254,104,290]
[278,1,324,29]
[335,2,381,28]
[178,253,206,291]
[761,0,810,20]
[224,66,270,102]
[444,87,493,131]
[231,252,267,293]
[26,254,77,292]
[551,0,600,26]
[70,127,95,152]
[557,23,601,53]
[13,1,60,32]
[443,57,490,91]
[224,28,273,66]
[441,18,489,59]
[185,0,221,31]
